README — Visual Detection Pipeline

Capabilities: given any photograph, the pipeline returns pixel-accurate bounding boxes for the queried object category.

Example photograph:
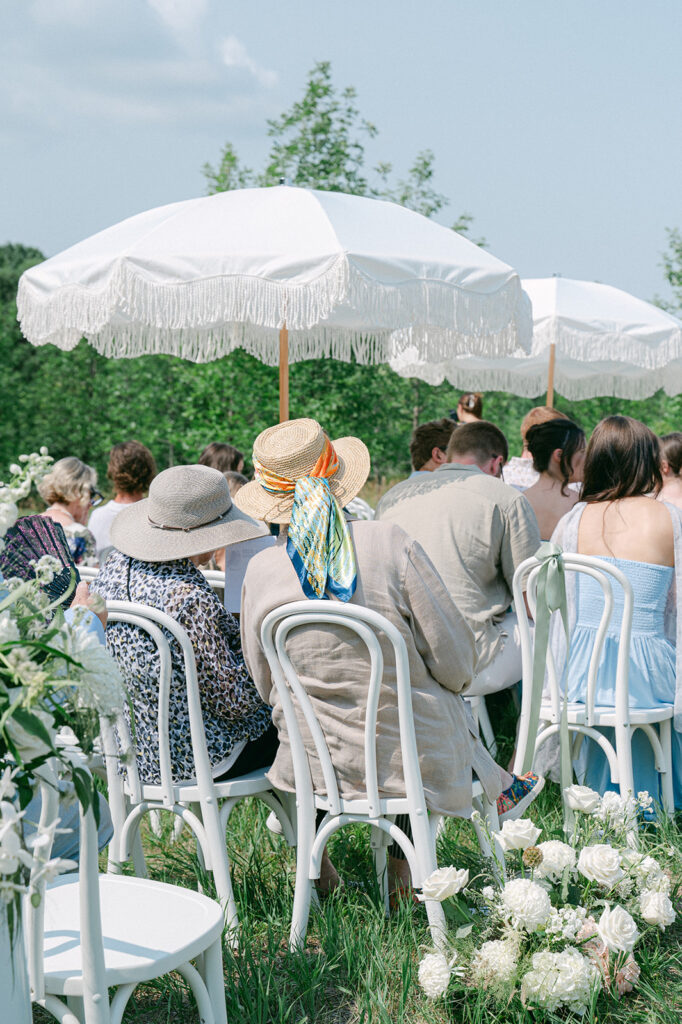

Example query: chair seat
[540,701,674,727]
[135,767,273,805]
[43,873,224,995]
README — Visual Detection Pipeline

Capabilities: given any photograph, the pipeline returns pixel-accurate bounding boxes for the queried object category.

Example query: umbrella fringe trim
[530,324,682,370]
[394,362,680,401]
[18,260,532,359]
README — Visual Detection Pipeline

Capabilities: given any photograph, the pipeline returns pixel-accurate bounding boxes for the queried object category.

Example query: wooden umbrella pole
[279,325,289,422]
[545,342,556,407]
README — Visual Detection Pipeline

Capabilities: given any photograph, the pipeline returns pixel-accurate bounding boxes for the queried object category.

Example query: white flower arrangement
[416,788,679,1014]
[0,452,125,935]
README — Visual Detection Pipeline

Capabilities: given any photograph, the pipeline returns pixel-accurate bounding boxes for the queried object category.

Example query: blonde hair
[38,457,97,506]
[520,406,568,445]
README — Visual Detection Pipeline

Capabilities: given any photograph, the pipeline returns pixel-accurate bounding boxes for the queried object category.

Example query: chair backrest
[512,552,634,764]
[200,569,226,595]
[26,765,110,1024]
[260,601,427,819]
[102,601,218,806]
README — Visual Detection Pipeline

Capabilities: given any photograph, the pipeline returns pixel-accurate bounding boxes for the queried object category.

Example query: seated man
[373,418,456,519]
[376,421,541,697]
[235,418,542,897]
[409,418,457,476]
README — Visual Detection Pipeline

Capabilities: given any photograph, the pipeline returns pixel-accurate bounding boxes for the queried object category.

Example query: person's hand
[72,581,108,629]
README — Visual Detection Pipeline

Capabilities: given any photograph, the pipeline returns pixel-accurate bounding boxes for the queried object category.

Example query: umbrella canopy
[17,186,531,419]
[390,277,682,401]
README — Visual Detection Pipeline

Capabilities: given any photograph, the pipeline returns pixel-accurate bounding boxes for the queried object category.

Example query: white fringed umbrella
[17,185,531,420]
[390,277,682,403]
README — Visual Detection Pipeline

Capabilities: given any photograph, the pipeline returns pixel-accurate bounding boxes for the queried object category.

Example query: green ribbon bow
[522,542,574,833]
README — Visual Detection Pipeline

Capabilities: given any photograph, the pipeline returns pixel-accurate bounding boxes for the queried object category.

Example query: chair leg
[615,724,635,800]
[289,810,315,950]
[371,824,390,915]
[201,938,228,1024]
[659,719,675,815]
[197,802,240,942]
[410,813,446,950]
[477,698,498,757]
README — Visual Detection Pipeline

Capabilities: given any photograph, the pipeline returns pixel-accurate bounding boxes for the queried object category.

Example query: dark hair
[520,405,568,444]
[107,441,156,495]
[581,416,662,503]
[458,392,483,418]
[660,432,682,476]
[409,418,457,470]
[446,420,509,465]
[198,442,244,474]
[525,419,585,496]
[224,470,248,496]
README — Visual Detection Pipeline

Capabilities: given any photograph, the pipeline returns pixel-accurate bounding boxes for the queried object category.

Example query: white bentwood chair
[261,601,501,951]
[512,552,674,812]
[26,766,227,1024]
[102,601,295,937]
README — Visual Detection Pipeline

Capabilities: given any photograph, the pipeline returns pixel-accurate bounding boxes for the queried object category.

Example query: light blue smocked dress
[565,556,682,806]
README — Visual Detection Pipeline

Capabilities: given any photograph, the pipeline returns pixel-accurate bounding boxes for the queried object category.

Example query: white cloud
[219,35,277,89]
[146,0,208,40]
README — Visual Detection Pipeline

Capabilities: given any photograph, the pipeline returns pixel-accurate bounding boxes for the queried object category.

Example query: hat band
[254,437,339,496]
[147,508,229,532]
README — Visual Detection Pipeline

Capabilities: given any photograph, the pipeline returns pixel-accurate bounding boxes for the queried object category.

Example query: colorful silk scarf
[254,438,357,601]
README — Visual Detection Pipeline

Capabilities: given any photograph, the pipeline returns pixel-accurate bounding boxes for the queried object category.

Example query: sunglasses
[90,488,104,508]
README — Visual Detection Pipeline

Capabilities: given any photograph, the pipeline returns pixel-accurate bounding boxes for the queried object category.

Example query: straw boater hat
[111,464,263,562]
[234,418,370,524]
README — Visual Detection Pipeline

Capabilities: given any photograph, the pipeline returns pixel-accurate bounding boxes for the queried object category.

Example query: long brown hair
[581,416,662,503]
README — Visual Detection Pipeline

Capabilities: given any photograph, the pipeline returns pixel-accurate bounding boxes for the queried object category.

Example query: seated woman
[91,465,275,784]
[235,418,543,897]
[89,440,157,562]
[523,418,586,540]
[658,432,682,510]
[38,457,100,566]
[552,415,682,807]
[455,391,484,423]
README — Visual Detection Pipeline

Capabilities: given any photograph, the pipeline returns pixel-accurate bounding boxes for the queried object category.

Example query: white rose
[498,818,542,852]
[639,890,676,930]
[500,878,552,932]
[535,840,577,882]
[577,844,623,888]
[418,952,452,999]
[421,866,469,901]
[564,784,601,814]
[597,905,640,953]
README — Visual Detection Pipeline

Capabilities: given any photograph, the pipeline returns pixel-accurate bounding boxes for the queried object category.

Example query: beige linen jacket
[375,464,541,670]
[240,520,502,817]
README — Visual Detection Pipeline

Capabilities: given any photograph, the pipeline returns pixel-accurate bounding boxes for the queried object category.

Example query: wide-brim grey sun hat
[111,464,264,562]
[234,418,371,525]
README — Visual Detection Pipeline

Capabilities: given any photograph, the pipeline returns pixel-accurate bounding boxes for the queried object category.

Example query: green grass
[80,791,681,1024]
[32,693,682,1023]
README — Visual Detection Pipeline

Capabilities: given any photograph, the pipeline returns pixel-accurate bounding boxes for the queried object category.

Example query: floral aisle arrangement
[417,787,679,1016]
[0,451,124,933]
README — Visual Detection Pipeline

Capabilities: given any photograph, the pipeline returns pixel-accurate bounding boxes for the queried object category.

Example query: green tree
[203,61,474,231]
[660,227,682,314]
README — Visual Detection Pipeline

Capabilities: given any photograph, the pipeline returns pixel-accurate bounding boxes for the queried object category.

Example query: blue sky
[2,0,681,303]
